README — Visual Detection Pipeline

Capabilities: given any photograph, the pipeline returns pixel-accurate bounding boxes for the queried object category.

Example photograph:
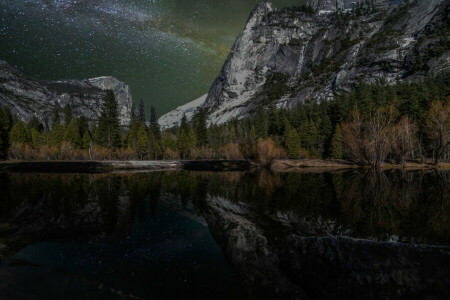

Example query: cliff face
[188,0,448,125]
[0,60,132,129]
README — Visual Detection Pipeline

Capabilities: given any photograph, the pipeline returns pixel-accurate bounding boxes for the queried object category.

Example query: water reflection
[0,170,449,299]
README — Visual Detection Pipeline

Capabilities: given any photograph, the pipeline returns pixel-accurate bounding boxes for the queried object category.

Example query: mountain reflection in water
[0,170,449,299]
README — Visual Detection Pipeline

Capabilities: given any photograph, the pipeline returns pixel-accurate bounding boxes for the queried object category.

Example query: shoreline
[0,159,449,173]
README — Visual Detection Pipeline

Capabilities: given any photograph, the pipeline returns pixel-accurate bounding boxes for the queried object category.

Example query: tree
[31,128,47,148]
[130,102,138,125]
[283,120,301,159]
[9,121,30,144]
[341,106,397,168]
[177,129,190,159]
[97,90,121,157]
[50,121,65,147]
[64,103,73,127]
[77,116,89,137]
[138,99,146,124]
[28,115,44,132]
[127,122,139,151]
[424,100,450,164]
[148,131,162,159]
[193,108,208,146]
[0,107,12,159]
[82,130,92,150]
[51,103,61,128]
[392,116,417,165]
[136,123,148,159]
[330,124,343,159]
[63,118,82,148]
[149,106,161,141]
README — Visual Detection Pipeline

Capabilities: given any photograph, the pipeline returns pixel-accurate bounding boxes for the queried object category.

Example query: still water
[0,170,449,299]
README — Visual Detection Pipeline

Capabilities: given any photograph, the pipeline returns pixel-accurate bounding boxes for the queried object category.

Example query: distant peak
[246,1,274,29]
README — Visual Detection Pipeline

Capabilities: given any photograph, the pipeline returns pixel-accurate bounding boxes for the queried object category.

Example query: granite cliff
[159,0,449,127]
[0,60,132,129]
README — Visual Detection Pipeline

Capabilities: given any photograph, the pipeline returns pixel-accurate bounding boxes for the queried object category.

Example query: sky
[0,0,304,116]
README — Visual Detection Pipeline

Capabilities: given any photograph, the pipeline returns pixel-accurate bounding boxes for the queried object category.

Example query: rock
[162,0,449,127]
[0,223,18,237]
[0,60,132,129]
[281,235,450,299]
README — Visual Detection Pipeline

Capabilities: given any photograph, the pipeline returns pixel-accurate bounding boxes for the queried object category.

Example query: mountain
[0,60,132,129]
[159,0,449,127]
[158,94,207,129]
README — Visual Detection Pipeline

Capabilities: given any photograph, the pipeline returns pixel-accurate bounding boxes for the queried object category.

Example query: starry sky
[0,0,303,116]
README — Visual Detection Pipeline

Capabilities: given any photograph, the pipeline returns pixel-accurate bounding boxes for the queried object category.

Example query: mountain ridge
[159,0,449,128]
[0,60,132,129]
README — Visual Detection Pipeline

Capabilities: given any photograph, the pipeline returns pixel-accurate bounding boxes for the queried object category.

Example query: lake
[0,170,449,299]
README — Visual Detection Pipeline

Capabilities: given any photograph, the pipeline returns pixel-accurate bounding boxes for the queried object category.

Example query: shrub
[219,143,244,160]
[114,148,136,160]
[8,142,34,160]
[90,145,109,161]
[164,148,179,160]
[191,146,217,160]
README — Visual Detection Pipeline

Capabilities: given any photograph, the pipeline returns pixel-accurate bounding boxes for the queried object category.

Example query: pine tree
[284,120,301,159]
[249,125,256,140]
[0,107,12,159]
[177,129,190,159]
[82,130,92,150]
[193,108,207,146]
[28,115,44,132]
[9,121,30,144]
[127,122,139,150]
[51,103,61,128]
[63,118,82,148]
[97,90,121,155]
[50,121,65,147]
[331,124,343,159]
[149,106,161,141]
[138,99,146,124]
[31,128,46,148]
[162,132,177,151]
[188,127,197,149]
[77,116,89,137]
[136,123,148,159]
[180,114,189,134]
[130,102,138,125]
[64,103,73,127]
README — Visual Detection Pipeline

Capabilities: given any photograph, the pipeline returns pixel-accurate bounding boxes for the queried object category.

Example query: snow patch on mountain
[158,94,207,129]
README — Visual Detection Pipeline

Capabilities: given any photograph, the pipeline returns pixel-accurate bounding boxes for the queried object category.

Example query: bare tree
[392,116,417,166]
[425,99,450,165]
[341,106,397,168]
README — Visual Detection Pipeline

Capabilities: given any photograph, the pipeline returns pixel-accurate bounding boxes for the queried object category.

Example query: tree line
[0,73,449,167]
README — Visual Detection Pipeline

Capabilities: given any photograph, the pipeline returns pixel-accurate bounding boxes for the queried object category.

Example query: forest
[0,73,449,167]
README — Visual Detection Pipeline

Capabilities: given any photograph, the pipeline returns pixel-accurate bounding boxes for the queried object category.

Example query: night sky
[0,0,303,115]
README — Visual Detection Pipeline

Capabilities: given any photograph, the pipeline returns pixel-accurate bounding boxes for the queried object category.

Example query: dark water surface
[0,170,449,299]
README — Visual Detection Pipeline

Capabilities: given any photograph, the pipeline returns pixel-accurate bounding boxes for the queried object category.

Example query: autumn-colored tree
[424,100,450,165]
[392,116,417,165]
[255,137,286,165]
[341,106,397,168]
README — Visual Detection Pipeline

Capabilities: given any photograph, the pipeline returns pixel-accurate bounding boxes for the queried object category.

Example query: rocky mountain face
[160,0,449,127]
[0,60,132,129]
